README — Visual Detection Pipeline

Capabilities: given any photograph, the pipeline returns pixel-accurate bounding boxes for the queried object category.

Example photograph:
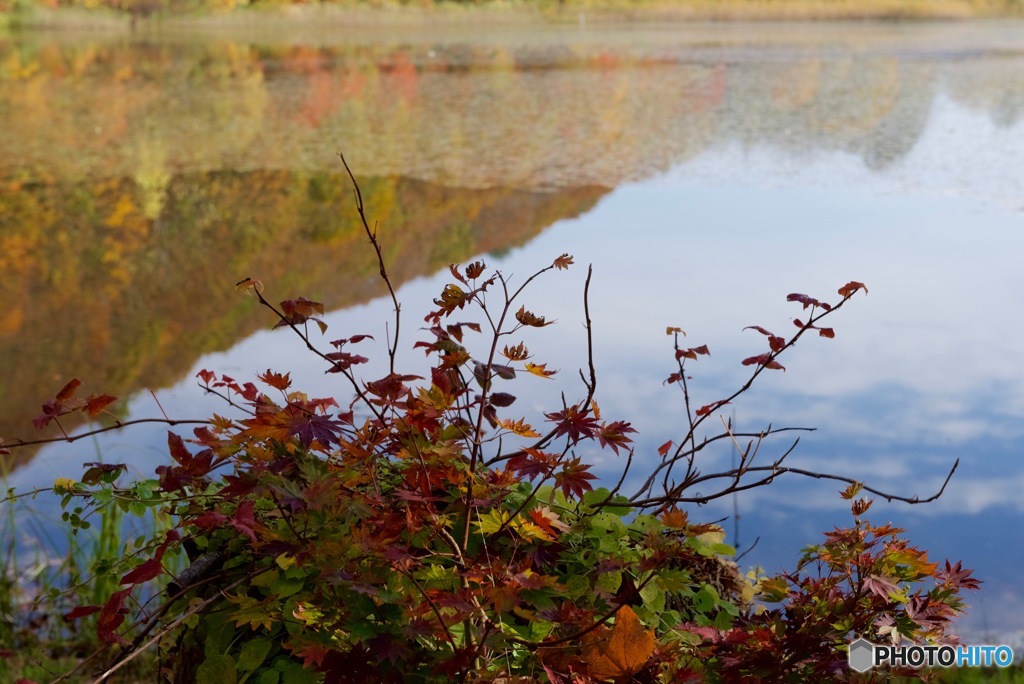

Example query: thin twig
[4,418,211,451]
[337,152,402,375]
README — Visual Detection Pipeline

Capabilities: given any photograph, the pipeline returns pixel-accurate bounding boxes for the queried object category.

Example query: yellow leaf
[696,526,726,545]
[235,277,264,295]
[498,418,540,438]
[227,593,275,631]
[524,362,557,379]
[475,509,510,535]
[515,519,554,542]
[580,605,655,678]
[53,477,78,494]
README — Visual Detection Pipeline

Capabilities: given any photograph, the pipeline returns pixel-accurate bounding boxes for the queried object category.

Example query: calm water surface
[3,20,1024,644]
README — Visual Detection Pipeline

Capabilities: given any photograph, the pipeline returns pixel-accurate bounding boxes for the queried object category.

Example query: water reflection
[0,173,606,465]
[2,23,1023,189]
[3,20,1024,644]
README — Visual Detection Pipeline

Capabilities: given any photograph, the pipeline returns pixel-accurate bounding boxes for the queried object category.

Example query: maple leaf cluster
[10,212,971,684]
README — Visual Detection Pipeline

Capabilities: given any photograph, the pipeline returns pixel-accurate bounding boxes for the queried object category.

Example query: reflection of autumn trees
[3,31,1023,468]
[0,172,606,468]
[2,37,1023,189]
[944,57,1024,127]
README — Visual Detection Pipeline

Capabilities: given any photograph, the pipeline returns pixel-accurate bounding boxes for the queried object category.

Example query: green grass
[0,476,164,683]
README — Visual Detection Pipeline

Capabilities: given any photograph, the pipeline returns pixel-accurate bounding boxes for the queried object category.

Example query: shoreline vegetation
[2,0,1023,31]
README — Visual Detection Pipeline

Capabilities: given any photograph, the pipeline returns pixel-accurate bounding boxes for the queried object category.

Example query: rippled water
[3,19,1024,644]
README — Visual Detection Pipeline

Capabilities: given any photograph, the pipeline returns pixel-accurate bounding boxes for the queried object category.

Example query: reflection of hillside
[0,172,607,469]
[942,57,1024,127]
[716,57,936,169]
[2,32,1021,188]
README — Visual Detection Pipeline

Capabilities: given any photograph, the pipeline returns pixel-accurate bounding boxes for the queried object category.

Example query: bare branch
[338,151,402,375]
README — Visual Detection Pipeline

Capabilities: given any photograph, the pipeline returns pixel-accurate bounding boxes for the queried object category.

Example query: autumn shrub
[0,158,976,683]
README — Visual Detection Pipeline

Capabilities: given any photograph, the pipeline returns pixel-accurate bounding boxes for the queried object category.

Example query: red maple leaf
[507,448,558,480]
[554,458,597,498]
[545,404,601,444]
[597,420,637,455]
[231,500,260,545]
[289,412,344,448]
[97,588,132,646]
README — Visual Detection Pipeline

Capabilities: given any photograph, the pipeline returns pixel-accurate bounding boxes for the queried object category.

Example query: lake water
[2,19,1024,646]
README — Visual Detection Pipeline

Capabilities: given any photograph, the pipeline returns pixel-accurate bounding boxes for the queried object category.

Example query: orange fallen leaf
[580,605,655,679]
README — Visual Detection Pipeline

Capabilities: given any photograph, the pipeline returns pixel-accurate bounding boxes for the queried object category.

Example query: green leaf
[582,487,612,506]
[693,585,718,613]
[132,479,160,501]
[92,488,114,506]
[228,594,276,631]
[589,512,626,537]
[345,617,381,640]
[565,575,589,599]
[252,569,280,588]
[270,577,306,599]
[596,570,622,595]
[275,657,319,684]
[628,514,663,535]
[640,578,666,614]
[204,613,235,658]
[197,655,237,684]
[713,609,735,630]
[475,508,511,535]
[710,543,736,557]
[238,637,272,672]
[598,535,621,554]
[257,670,281,684]
[521,589,556,611]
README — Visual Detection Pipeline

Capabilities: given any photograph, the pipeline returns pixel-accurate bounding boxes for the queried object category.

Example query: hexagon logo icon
[849,638,875,672]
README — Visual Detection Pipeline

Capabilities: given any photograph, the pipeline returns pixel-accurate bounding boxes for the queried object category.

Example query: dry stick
[579,265,598,405]
[337,151,401,375]
[4,418,211,450]
[633,457,960,509]
[196,382,256,417]
[149,389,170,421]
[655,438,800,508]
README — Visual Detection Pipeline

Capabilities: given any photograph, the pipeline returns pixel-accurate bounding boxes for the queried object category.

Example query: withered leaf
[553,253,574,271]
[515,306,552,328]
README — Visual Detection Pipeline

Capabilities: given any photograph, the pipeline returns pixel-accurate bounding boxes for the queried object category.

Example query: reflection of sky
[11,94,1024,641]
